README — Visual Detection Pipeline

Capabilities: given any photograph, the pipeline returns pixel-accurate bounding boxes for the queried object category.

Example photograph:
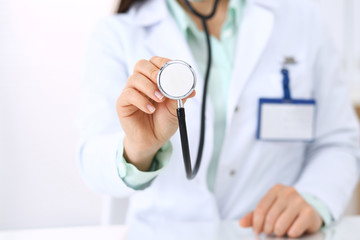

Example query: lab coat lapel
[226,0,277,125]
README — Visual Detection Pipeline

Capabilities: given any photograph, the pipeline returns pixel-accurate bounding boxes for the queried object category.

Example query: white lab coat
[78,0,360,224]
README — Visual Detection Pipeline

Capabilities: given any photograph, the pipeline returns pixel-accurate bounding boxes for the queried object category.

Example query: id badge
[256,98,316,141]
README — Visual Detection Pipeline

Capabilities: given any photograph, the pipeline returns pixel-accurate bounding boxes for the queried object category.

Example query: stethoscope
[156,0,220,180]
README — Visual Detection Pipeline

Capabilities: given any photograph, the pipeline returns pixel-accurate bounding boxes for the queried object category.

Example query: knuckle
[288,230,300,238]
[161,58,170,66]
[134,59,147,71]
[293,196,306,207]
[129,73,139,85]
[123,87,134,98]
[130,74,154,92]
[132,73,145,89]
[149,56,158,62]
[150,56,170,67]
[150,56,161,64]
[283,186,296,198]
[274,219,287,236]
[274,226,285,237]
[150,68,159,81]
[273,183,283,191]
[304,206,315,217]
[264,225,272,235]
[288,186,296,193]
[127,73,138,86]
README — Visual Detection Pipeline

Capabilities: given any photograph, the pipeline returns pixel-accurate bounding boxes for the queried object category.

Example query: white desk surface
[1,216,359,240]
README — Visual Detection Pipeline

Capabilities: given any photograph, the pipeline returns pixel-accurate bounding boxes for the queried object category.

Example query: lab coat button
[230,169,236,176]
[234,106,239,113]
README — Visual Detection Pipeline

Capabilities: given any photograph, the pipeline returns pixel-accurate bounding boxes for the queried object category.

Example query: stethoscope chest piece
[157,60,201,180]
[157,60,196,102]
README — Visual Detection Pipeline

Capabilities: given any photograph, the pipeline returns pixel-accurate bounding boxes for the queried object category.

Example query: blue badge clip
[281,57,297,101]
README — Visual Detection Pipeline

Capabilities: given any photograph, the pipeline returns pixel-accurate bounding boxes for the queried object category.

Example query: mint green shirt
[116,0,333,226]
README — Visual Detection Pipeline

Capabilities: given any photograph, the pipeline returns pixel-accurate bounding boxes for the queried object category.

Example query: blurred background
[0,0,359,230]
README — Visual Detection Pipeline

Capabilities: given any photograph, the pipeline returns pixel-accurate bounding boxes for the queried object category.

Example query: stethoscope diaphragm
[157,60,196,102]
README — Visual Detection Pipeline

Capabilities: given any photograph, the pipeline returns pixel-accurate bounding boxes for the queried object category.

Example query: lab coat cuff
[300,192,334,227]
[116,137,173,190]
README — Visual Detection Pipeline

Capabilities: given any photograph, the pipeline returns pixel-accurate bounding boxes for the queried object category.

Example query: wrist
[123,137,161,171]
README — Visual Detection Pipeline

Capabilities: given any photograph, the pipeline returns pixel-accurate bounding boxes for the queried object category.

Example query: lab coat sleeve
[117,138,172,190]
[77,17,135,198]
[294,15,360,220]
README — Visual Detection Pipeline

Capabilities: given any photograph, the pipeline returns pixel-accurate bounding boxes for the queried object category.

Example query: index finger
[133,59,161,84]
[253,185,280,234]
[239,212,254,228]
[149,56,171,69]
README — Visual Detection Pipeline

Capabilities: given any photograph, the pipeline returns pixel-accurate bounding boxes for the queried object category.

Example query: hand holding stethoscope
[116,57,196,172]
[118,0,219,178]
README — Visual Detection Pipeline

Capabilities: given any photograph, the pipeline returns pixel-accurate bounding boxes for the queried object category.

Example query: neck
[179,0,218,15]
[177,0,229,39]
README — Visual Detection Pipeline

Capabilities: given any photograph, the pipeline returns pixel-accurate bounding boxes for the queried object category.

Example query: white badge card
[256,99,316,141]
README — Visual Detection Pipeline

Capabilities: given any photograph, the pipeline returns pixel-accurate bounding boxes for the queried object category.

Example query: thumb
[239,212,254,228]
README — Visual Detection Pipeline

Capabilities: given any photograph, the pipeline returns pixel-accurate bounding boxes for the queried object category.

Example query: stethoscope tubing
[178,0,220,179]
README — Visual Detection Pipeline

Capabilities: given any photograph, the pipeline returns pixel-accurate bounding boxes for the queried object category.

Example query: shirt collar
[166,0,246,38]
[229,0,245,30]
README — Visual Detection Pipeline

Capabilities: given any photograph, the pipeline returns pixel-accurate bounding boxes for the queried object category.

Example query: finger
[273,206,300,237]
[182,90,196,104]
[263,198,287,235]
[252,185,280,234]
[239,212,254,228]
[133,59,161,84]
[287,207,322,238]
[118,87,156,116]
[149,56,172,69]
[128,73,165,103]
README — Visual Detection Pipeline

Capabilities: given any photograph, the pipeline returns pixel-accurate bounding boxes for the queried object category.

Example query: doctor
[78,0,360,238]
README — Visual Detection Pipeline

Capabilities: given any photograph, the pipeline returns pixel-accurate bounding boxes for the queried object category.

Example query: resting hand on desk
[239,184,322,238]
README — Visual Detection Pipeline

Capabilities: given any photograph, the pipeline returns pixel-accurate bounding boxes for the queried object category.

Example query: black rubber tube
[177,108,193,179]
[182,0,220,20]
[178,0,218,180]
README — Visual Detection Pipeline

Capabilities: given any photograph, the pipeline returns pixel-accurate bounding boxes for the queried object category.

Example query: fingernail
[147,104,155,113]
[154,90,164,100]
